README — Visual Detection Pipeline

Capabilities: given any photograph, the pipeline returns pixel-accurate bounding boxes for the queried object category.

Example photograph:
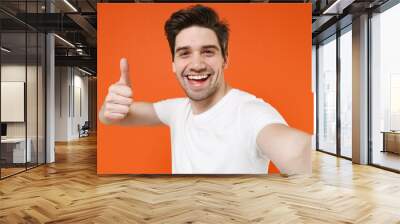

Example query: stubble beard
[185,81,219,101]
[181,70,220,102]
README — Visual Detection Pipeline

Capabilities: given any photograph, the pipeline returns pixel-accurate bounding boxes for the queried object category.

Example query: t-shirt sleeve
[241,98,288,159]
[153,98,184,126]
[244,99,287,136]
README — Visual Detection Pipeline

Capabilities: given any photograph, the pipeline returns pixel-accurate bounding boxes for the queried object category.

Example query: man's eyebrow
[175,45,220,53]
[175,46,190,53]
[201,45,220,51]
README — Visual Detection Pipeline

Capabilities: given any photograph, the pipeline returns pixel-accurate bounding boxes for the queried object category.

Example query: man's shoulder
[153,97,189,124]
[154,97,189,109]
[157,97,188,103]
[233,89,287,130]
[232,88,256,99]
[232,88,264,105]
[232,89,274,113]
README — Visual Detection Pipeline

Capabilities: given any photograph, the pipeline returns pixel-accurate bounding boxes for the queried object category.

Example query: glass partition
[371,3,400,171]
[0,1,46,179]
[1,30,28,177]
[317,35,337,155]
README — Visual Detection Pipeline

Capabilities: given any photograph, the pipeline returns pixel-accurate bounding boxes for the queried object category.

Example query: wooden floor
[372,150,400,171]
[1,135,400,223]
[0,167,26,178]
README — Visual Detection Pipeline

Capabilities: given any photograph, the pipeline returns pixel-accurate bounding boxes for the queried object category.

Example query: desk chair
[78,121,90,138]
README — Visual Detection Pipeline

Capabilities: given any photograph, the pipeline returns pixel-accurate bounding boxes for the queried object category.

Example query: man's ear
[172,62,176,73]
[223,57,229,69]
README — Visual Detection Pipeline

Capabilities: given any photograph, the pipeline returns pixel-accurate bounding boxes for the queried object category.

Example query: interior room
[0,0,399,223]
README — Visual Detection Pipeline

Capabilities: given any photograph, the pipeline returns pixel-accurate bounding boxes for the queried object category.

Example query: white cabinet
[1,138,32,163]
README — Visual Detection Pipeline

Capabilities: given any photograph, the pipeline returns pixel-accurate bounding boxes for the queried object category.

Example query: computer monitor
[1,123,7,137]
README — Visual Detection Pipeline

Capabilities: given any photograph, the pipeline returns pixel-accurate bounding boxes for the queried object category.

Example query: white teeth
[187,74,209,80]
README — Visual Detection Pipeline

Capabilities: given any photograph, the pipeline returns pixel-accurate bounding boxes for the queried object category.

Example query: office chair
[79,121,90,138]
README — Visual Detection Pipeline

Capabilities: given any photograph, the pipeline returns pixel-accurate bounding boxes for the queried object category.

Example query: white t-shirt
[153,89,287,174]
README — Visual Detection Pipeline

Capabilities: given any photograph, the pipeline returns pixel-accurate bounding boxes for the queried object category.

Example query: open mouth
[185,73,211,88]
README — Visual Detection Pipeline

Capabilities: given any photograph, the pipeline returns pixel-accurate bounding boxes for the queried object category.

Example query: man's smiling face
[172,26,227,101]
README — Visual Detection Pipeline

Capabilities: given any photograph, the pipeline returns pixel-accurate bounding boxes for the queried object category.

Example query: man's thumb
[119,58,131,86]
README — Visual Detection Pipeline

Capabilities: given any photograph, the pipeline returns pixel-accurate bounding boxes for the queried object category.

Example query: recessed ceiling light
[323,0,355,15]
[54,34,75,48]
[77,67,93,76]
[1,47,11,53]
[63,0,78,12]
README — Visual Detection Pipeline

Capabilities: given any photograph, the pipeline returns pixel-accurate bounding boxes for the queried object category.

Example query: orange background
[97,3,312,174]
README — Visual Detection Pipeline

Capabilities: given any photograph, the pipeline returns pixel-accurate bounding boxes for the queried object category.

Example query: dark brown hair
[164,5,230,61]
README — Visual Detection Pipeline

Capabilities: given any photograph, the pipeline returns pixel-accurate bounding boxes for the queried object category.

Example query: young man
[99,5,311,175]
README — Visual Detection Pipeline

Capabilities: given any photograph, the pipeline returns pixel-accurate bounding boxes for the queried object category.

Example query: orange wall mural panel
[97,3,312,174]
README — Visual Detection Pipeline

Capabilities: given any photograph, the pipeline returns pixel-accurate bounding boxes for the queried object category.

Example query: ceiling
[0,0,392,75]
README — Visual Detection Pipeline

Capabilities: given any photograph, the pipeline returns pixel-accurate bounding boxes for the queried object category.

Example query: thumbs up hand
[118,57,131,86]
[102,58,133,121]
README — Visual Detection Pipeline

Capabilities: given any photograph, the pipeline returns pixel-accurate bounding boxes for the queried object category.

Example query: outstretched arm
[257,124,312,175]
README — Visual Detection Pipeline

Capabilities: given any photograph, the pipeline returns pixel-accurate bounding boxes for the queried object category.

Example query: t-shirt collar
[190,88,238,122]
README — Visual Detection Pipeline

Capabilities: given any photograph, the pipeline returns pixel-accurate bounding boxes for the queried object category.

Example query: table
[381,131,400,154]
[1,138,32,163]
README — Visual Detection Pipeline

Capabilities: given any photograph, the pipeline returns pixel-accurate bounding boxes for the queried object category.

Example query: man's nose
[189,54,206,72]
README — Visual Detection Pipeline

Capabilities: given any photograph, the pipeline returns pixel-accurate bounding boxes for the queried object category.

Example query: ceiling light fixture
[322,0,355,15]
[78,67,93,76]
[63,0,78,12]
[1,47,11,53]
[54,34,75,48]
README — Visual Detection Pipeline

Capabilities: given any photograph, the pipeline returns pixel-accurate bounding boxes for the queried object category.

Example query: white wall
[1,65,26,133]
[73,73,89,136]
[55,67,89,141]
[55,67,69,141]
[1,63,46,164]
[1,65,39,137]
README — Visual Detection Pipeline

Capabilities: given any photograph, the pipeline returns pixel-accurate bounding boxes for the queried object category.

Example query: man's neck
[190,83,232,115]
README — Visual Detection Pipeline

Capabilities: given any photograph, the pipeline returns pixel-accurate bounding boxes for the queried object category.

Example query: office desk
[381,131,400,154]
[1,138,31,163]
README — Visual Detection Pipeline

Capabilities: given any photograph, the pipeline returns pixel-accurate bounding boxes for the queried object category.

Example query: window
[317,35,337,154]
[371,2,400,171]
[339,28,352,158]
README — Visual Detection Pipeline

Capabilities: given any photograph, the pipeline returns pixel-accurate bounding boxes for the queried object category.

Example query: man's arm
[99,102,161,126]
[256,124,312,175]
[98,58,162,126]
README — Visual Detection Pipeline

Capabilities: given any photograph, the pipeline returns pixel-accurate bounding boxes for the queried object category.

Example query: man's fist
[102,58,133,121]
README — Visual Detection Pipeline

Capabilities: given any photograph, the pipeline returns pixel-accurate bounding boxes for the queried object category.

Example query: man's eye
[179,51,190,57]
[203,50,215,56]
